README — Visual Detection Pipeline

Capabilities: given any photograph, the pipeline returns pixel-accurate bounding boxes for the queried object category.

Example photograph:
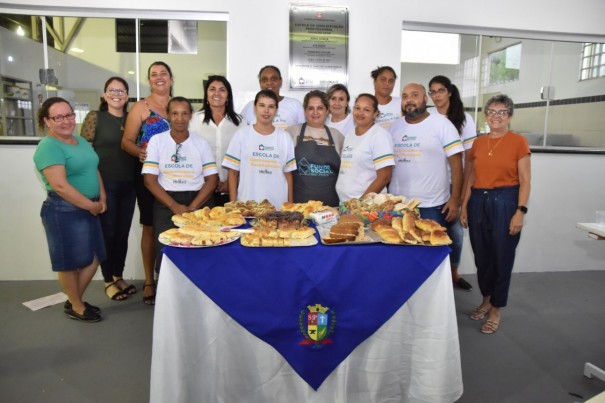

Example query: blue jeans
[99,181,136,282]
[467,186,521,307]
[418,204,462,266]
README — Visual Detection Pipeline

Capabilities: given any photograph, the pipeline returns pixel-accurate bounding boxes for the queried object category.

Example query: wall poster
[289,4,349,90]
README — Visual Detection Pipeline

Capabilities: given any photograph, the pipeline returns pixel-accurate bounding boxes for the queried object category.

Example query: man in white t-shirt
[241,66,305,129]
[372,66,401,130]
[389,83,464,281]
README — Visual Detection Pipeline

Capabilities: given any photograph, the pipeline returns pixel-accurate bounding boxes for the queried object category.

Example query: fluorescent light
[127,70,135,75]
[70,47,84,53]
[16,26,25,36]
[401,31,460,64]
[7,55,14,62]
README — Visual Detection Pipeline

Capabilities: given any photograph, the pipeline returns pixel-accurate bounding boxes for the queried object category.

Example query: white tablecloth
[150,257,462,403]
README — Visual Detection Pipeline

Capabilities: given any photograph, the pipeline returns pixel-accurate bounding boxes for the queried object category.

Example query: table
[577,222,605,240]
[150,239,463,403]
[577,222,605,384]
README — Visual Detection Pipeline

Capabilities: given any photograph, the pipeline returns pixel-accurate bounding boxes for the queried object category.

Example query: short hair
[258,65,282,80]
[254,89,279,108]
[100,76,129,113]
[326,84,351,114]
[303,90,328,110]
[167,96,193,114]
[37,97,72,131]
[484,94,514,116]
[354,93,379,113]
[371,66,397,81]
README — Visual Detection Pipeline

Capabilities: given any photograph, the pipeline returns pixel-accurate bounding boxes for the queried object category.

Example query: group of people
[34,62,531,332]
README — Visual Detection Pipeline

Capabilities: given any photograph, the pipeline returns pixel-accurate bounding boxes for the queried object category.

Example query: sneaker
[454,278,473,291]
[64,300,101,314]
[65,307,102,323]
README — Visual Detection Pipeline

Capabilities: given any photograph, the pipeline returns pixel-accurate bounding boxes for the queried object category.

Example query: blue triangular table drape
[163,234,449,390]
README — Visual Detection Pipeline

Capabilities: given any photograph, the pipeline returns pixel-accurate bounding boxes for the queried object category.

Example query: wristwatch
[517,205,528,214]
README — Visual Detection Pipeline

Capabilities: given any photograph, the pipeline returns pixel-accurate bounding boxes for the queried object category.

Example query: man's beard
[402,102,427,119]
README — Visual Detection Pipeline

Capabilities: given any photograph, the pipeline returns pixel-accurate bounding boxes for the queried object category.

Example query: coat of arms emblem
[299,304,336,347]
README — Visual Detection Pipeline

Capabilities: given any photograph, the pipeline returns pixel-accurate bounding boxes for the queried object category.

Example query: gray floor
[1,271,604,403]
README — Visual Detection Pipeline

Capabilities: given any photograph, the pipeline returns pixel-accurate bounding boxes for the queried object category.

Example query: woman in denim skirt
[34,97,107,323]
[460,94,531,334]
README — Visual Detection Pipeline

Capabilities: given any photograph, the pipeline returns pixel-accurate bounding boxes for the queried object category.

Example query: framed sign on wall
[289,4,349,90]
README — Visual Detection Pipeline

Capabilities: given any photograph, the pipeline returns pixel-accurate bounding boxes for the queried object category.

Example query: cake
[257,211,304,230]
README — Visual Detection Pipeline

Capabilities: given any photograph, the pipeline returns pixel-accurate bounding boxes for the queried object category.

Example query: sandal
[114,278,137,295]
[143,283,156,306]
[105,282,128,301]
[469,306,491,321]
[480,320,500,334]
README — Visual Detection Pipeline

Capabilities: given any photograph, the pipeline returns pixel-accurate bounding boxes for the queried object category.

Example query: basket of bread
[339,193,421,225]
[371,214,452,246]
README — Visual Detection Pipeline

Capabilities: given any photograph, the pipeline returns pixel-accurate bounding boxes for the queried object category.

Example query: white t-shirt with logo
[375,97,401,130]
[388,113,464,207]
[142,130,218,191]
[427,107,477,151]
[326,114,355,137]
[241,97,305,129]
[335,124,395,202]
[222,125,297,207]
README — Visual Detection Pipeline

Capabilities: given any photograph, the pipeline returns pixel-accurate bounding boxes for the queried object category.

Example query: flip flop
[105,282,128,301]
[114,278,137,295]
[480,320,500,334]
[143,283,156,306]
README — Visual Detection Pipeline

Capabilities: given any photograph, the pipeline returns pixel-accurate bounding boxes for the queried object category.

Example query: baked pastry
[257,211,304,230]
[329,222,364,242]
[430,230,452,245]
[415,218,446,232]
[338,214,365,226]
[371,219,402,244]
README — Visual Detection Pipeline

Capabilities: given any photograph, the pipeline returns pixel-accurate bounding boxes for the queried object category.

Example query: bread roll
[415,218,446,232]
[430,230,452,245]
[401,214,416,232]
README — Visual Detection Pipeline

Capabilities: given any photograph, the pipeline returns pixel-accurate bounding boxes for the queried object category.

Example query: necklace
[487,133,506,157]
[109,113,125,131]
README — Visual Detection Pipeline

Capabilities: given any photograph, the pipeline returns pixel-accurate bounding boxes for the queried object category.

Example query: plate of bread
[371,215,452,246]
[319,214,380,245]
[241,211,317,247]
[159,226,241,248]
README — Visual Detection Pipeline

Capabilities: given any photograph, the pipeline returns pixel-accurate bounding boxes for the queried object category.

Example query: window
[580,43,605,80]
[487,43,521,85]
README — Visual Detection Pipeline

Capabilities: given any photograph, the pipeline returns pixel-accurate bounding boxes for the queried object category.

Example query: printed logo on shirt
[259,144,275,151]
[401,135,417,142]
[298,157,335,177]
[298,304,336,348]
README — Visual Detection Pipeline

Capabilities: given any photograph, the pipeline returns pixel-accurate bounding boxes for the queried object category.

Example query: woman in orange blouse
[460,94,531,335]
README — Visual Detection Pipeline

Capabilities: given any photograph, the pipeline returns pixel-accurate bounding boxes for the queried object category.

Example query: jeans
[467,186,521,307]
[99,181,136,282]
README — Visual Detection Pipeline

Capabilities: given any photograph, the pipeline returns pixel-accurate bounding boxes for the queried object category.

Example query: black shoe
[454,278,473,291]
[64,300,101,314]
[65,307,102,322]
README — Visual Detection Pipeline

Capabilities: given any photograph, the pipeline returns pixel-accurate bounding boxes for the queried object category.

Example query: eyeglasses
[485,109,511,117]
[172,143,183,163]
[49,113,76,122]
[106,88,127,96]
[428,88,448,96]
